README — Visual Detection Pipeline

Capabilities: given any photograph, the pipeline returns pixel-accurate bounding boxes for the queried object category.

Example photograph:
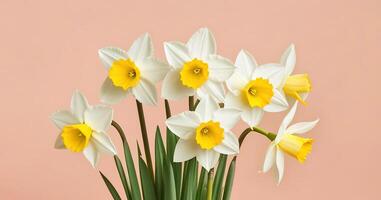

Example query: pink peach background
[1,0,380,199]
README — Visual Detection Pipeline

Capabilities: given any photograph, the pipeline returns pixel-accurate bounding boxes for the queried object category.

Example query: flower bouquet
[51,28,318,200]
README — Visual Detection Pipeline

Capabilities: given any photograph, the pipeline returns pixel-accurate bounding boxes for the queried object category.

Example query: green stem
[238,127,277,147]
[136,100,154,177]
[206,168,214,200]
[189,96,195,111]
[111,120,127,143]
[164,99,171,119]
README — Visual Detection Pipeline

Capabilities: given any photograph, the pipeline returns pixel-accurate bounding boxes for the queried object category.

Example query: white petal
[195,95,220,121]
[164,41,191,69]
[262,143,276,173]
[98,47,128,69]
[51,110,80,129]
[212,108,241,130]
[84,105,113,133]
[275,102,298,143]
[280,44,296,77]
[161,69,195,100]
[224,92,246,111]
[54,134,65,149]
[226,71,248,95]
[286,119,320,135]
[71,90,89,123]
[132,78,157,105]
[173,139,199,162]
[139,58,171,83]
[253,64,285,88]
[276,148,285,184]
[197,150,219,171]
[204,55,235,82]
[166,111,200,139]
[242,108,264,127]
[83,141,100,168]
[197,80,225,103]
[235,50,257,80]
[127,33,153,62]
[263,90,289,112]
[214,130,239,155]
[91,131,117,155]
[100,78,129,105]
[186,28,216,59]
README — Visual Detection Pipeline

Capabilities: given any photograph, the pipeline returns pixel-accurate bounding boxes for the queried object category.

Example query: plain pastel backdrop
[0,0,380,199]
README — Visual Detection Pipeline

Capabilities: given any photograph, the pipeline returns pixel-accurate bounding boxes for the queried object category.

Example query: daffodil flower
[98,33,170,105]
[51,91,117,167]
[225,50,289,127]
[166,96,240,171]
[279,44,312,104]
[162,28,235,103]
[262,102,319,183]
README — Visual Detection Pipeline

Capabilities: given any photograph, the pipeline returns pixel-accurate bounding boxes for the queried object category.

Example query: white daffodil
[162,28,235,103]
[166,96,240,171]
[279,44,312,105]
[51,91,117,167]
[225,50,289,127]
[98,33,170,105]
[262,102,319,184]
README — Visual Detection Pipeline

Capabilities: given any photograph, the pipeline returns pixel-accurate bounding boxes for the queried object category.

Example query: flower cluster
[51,27,319,198]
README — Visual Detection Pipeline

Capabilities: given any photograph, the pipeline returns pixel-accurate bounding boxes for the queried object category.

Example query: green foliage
[102,122,236,200]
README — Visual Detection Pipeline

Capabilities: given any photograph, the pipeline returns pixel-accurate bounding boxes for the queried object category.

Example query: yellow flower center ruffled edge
[61,124,93,152]
[242,78,274,108]
[109,58,141,90]
[195,120,224,150]
[180,58,209,89]
[278,133,313,163]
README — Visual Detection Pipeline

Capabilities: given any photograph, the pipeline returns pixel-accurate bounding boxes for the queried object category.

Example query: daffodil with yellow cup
[51,91,116,167]
[166,96,240,171]
[225,50,289,127]
[279,44,312,105]
[98,33,170,105]
[262,102,319,183]
[162,28,236,102]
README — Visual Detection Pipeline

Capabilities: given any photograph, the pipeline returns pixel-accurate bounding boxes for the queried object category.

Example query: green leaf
[212,155,227,200]
[123,140,142,200]
[114,155,132,200]
[139,156,158,200]
[155,127,164,200]
[181,158,198,200]
[222,158,236,200]
[196,168,207,200]
[163,155,177,200]
[166,127,182,198]
[99,171,122,200]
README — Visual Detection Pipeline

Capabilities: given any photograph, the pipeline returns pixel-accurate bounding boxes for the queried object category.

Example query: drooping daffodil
[166,96,240,171]
[162,28,235,103]
[51,91,117,167]
[98,33,170,105]
[225,50,289,127]
[262,102,319,183]
[279,44,312,104]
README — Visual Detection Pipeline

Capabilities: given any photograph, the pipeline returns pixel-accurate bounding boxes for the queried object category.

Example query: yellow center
[278,134,313,163]
[242,78,274,108]
[108,59,141,90]
[61,124,93,152]
[180,59,209,89]
[195,121,224,150]
[283,74,311,104]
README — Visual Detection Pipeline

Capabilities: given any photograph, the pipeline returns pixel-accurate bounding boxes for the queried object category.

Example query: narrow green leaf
[123,140,142,200]
[212,155,227,200]
[222,158,236,200]
[114,155,132,200]
[155,127,164,200]
[139,157,157,200]
[166,127,182,198]
[181,158,198,200]
[99,171,122,200]
[163,156,177,200]
[196,168,207,200]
